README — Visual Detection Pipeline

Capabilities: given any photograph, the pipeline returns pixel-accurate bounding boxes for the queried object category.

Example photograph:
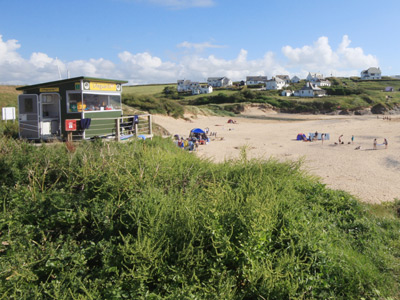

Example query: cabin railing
[66,114,153,142]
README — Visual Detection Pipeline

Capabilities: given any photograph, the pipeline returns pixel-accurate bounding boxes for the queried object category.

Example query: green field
[122,84,175,96]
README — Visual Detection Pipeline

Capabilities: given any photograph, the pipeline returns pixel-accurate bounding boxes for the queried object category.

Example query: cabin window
[67,92,122,112]
[67,92,82,113]
[82,94,121,111]
[24,98,34,113]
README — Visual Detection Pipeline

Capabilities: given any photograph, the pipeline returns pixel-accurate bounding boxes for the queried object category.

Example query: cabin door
[40,93,61,138]
[18,94,40,139]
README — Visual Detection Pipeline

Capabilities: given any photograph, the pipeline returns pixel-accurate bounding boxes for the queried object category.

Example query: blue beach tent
[190,128,205,134]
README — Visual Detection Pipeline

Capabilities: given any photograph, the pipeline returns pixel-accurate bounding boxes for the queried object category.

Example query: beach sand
[154,109,400,203]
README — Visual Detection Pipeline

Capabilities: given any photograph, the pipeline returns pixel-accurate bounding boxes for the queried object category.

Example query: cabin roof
[16,76,128,91]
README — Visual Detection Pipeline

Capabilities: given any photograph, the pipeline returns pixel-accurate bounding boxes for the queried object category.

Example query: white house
[291,76,300,83]
[177,80,193,92]
[294,82,326,97]
[192,85,213,95]
[276,75,291,84]
[281,90,293,97]
[306,72,324,83]
[266,77,287,90]
[315,79,331,87]
[207,77,233,88]
[177,80,212,95]
[360,67,381,80]
[246,76,268,85]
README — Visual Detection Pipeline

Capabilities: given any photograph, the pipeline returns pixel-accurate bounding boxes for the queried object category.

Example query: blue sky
[0,0,399,84]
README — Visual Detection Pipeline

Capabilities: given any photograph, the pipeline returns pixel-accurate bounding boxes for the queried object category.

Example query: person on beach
[321,133,325,144]
[339,135,343,144]
[384,138,388,149]
[373,138,377,150]
[351,135,354,144]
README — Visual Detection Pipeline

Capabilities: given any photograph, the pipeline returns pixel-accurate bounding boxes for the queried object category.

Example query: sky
[0,0,399,85]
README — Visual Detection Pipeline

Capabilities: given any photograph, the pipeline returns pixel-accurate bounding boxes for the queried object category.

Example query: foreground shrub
[1,136,400,299]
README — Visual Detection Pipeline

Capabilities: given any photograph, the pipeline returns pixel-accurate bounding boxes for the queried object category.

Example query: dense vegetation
[1,135,400,299]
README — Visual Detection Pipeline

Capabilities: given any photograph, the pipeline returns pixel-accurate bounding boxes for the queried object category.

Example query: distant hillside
[0,85,21,108]
[3,78,400,117]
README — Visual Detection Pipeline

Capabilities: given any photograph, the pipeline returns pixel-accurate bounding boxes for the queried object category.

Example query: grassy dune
[1,136,400,299]
[0,85,21,108]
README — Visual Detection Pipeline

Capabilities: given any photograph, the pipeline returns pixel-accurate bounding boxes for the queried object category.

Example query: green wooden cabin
[17,77,128,141]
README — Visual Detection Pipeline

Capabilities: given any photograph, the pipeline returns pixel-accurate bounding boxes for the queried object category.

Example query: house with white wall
[306,72,324,83]
[281,90,293,97]
[294,82,326,97]
[177,80,193,92]
[266,77,287,90]
[192,84,213,95]
[246,76,268,85]
[207,77,233,88]
[177,80,212,95]
[360,67,381,80]
[315,79,331,87]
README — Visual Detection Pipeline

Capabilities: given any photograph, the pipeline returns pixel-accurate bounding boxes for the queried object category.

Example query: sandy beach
[154,108,400,203]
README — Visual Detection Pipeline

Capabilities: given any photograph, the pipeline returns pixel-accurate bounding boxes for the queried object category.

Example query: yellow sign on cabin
[40,87,59,92]
[89,82,118,91]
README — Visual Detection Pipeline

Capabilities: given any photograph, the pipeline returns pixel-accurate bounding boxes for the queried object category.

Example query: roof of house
[362,67,381,74]
[267,77,285,83]
[308,72,324,79]
[299,82,323,91]
[246,76,268,81]
[207,77,229,81]
[276,75,290,80]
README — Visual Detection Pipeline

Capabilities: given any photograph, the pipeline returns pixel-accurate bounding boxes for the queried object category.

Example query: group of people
[334,134,354,145]
[373,138,388,150]
[174,136,198,151]
[174,131,211,151]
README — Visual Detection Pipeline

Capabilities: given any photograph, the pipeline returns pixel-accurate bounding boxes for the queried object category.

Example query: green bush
[1,137,400,298]
[0,121,19,139]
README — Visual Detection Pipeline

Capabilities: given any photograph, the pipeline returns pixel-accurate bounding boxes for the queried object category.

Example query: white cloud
[0,34,380,85]
[282,35,379,77]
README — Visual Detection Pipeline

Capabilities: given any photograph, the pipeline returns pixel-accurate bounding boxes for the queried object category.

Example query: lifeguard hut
[17,77,128,141]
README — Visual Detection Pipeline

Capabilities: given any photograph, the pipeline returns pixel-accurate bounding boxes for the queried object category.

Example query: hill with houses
[119,66,400,117]
[1,67,400,119]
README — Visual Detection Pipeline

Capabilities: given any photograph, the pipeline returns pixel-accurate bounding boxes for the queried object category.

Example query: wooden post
[67,132,72,142]
[148,115,152,135]
[115,118,120,141]
[134,122,138,137]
